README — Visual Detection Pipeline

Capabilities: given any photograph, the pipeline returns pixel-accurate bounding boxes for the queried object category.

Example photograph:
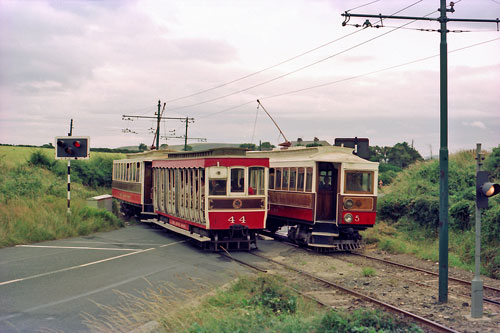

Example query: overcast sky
[1,0,499,156]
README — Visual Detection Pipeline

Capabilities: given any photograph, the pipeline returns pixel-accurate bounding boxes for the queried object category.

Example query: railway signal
[476,171,500,209]
[55,136,90,159]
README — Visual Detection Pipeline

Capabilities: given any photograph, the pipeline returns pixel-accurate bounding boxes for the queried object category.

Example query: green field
[0,146,125,168]
[0,146,125,247]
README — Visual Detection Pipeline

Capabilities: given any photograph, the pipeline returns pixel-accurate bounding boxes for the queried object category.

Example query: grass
[83,274,422,333]
[0,147,124,247]
[0,146,124,168]
[361,267,376,277]
[361,221,479,274]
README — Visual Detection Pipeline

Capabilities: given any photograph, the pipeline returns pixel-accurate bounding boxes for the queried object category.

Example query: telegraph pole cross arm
[340,1,500,304]
[122,99,194,150]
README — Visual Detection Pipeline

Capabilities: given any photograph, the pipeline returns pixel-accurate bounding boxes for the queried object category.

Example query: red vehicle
[112,148,268,250]
[249,143,378,251]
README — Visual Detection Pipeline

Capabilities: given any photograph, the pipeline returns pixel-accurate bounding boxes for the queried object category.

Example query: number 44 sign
[228,216,246,224]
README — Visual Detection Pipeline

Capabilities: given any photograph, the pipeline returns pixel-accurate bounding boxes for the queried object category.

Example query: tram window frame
[275,168,282,190]
[249,167,265,195]
[136,162,141,182]
[230,168,245,194]
[305,167,313,192]
[269,168,275,190]
[344,170,374,194]
[289,167,297,191]
[297,167,305,192]
[282,168,289,191]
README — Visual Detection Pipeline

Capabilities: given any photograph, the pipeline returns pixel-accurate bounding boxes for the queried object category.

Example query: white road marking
[160,240,187,247]
[16,245,140,251]
[0,265,172,322]
[55,240,166,246]
[0,248,155,286]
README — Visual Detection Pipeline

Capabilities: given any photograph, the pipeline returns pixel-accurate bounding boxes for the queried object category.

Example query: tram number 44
[228,216,246,224]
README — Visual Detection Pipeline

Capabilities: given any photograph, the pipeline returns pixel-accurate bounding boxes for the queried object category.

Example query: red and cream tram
[112,148,268,251]
[249,144,378,251]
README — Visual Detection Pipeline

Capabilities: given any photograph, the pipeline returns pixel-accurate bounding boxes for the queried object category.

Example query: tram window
[282,168,289,191]
[249,167,265,195]
[269,168,275,190]
[297,168,305,192]
[136,162,141,181]
[289,168,297,191]
[209,179,227,195]
[305,167,313,192]
[345,171,373,194]
[319,170,333,191]
[275,168,282,190]
[126,163,130,181]
[230,168,245,193]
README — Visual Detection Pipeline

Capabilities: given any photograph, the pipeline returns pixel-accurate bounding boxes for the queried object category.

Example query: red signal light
[73,141,81,148]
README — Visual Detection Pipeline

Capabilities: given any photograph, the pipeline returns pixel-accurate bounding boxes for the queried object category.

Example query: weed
[361,267,376,277]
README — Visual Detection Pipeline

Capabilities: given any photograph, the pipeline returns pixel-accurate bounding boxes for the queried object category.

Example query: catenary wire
[196,37,500,120]
[162,0,425,106]
[167,2,432,113]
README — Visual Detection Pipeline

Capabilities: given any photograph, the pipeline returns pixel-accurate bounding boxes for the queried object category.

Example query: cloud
[462,120,487,129]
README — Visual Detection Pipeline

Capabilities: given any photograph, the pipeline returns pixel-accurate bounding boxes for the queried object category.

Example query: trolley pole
[341,1,499,303]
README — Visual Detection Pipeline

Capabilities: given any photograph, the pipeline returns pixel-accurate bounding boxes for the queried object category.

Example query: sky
[0,0,499,157]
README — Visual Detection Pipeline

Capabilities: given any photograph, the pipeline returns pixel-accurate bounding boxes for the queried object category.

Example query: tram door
[316,162,338,221]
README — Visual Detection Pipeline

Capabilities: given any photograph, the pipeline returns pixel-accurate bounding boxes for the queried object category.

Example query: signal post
[55,136,90,214]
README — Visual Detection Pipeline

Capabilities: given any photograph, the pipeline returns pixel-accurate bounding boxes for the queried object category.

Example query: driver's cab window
[209,179,226,195]
[230,168,245,193]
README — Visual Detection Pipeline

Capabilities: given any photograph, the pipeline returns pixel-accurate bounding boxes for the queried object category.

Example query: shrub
[485,144,500,180]
[28,150,55,169]
[449,200,473,231]
[248,275,297,314]
[377,195,410,221]
[408,196,440,229]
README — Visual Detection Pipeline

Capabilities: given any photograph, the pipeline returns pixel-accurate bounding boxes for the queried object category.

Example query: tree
[240,143,257,150]
[138,143,148,151]
[260,142,275,150]
[387,142,423,168]
[369,145,391,163]
[485,144,500,180]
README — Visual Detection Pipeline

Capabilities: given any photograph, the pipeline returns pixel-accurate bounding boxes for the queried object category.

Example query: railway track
[220,250,460,333]
[349,252,500,307]
[261,231,500,307]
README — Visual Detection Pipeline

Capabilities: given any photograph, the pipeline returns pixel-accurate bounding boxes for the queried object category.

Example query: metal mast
[341,1,499,303]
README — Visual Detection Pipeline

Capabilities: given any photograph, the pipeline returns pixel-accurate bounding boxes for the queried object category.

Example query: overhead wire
[162,0,425,107]
[167,1,429,113]
[196,37,500,120]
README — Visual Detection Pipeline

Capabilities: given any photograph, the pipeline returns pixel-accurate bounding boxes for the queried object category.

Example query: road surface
[0,224,252,332]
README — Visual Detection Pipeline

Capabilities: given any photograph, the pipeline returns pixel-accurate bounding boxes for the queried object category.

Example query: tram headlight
[344,199,354,210]
[344,213,353,223]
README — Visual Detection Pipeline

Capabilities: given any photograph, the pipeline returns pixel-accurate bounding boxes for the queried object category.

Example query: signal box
[55,136,90,160]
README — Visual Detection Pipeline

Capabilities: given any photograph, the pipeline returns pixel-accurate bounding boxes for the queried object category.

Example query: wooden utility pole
[341,1,499,303]
[122,100,194,150]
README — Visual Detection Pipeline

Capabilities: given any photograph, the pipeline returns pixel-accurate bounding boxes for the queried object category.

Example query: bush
[485,144,500,180]
[377,196,410,221]
[449,200,473,231]
[28,150,55,169]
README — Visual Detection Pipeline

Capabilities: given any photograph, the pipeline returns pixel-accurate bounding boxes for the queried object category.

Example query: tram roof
[247,146,378,166]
